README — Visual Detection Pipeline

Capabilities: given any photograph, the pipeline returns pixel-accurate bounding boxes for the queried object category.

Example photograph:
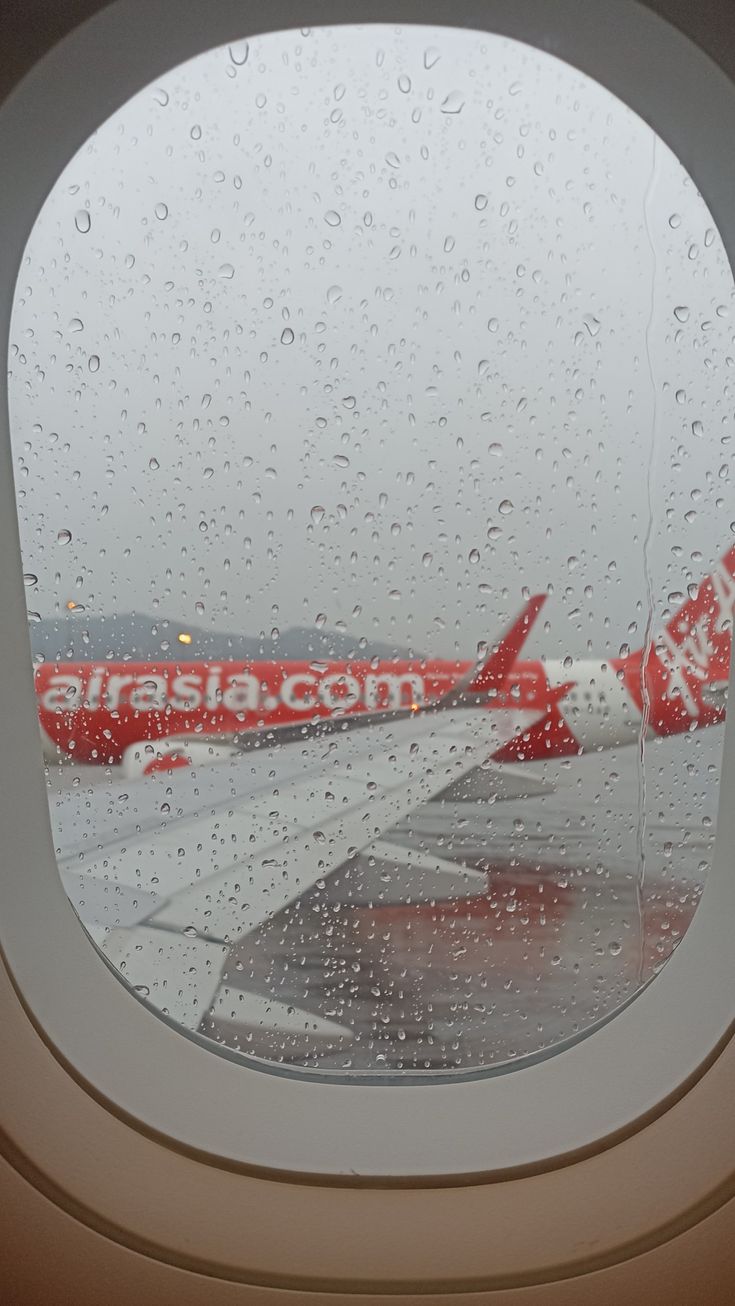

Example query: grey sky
[9,24,735,661]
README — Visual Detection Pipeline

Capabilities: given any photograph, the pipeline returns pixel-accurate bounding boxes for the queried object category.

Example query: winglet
[465,594,546,694]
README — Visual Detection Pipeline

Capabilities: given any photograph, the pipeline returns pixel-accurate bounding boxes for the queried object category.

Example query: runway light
[177,632,193,646]
[66,601,77,611]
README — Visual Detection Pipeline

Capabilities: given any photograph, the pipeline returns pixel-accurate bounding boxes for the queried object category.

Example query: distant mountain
[28,612,423,664]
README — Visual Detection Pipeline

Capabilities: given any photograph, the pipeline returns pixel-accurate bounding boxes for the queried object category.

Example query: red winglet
[466,594,546,693]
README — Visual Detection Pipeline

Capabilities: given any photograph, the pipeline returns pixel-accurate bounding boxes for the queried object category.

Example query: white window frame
[1,0,735,1291]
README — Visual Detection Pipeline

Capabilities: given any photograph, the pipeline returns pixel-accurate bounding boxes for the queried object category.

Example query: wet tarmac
[46,725,720,1076]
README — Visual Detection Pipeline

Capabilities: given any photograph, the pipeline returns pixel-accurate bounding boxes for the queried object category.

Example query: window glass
[9,25,733,1075]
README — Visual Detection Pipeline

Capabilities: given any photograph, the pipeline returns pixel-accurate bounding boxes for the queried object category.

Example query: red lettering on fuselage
[36,660,486,764]
[35,646,728,769]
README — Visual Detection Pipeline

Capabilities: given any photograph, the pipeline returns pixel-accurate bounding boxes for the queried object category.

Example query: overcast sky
[8,24,735,661]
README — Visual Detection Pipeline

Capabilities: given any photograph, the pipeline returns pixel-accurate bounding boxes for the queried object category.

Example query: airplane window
[8,23,733,1078]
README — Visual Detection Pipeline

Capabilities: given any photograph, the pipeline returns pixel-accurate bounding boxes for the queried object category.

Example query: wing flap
[432,761,554,803]
[207,992,353,1042]
[102,927,228,1029]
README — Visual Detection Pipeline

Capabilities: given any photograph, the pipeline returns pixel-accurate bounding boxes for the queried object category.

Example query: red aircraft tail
[438,594,546,709]
[654,544,735,681]
[464,594,546,695]
[623,545,735,733]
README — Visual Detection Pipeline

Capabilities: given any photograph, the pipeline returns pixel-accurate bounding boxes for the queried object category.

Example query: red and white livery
[36,548,734,776]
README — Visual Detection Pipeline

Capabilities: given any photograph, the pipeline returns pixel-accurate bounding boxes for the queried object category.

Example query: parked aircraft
[35,547,734,776]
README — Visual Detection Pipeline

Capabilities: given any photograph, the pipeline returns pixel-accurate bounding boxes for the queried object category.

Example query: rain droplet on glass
[229,41,249,65]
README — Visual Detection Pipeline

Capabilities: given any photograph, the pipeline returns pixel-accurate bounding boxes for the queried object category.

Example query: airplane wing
[54,595,551,1039]
[56,703,543,1034]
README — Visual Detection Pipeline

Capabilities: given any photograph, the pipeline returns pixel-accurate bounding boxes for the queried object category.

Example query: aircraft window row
[9,20,732,1079]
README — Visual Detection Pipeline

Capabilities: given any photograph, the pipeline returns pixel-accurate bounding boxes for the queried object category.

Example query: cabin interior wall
[3,1147,735,1305]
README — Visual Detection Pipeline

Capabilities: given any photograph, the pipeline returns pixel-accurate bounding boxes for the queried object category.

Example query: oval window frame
[2,0,735,1289]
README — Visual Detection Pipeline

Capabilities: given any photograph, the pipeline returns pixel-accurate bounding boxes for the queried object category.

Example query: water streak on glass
[636,133,662,984]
